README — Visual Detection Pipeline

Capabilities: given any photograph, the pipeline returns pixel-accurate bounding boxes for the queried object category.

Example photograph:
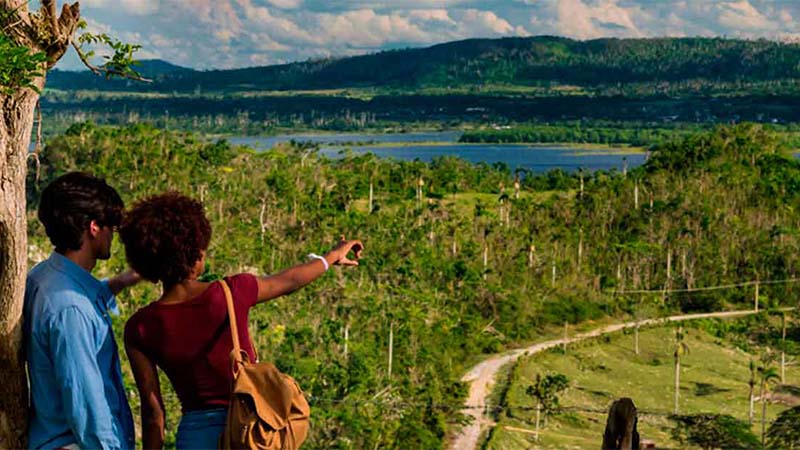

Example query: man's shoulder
[27,259,71,291]
[26,264,99,320]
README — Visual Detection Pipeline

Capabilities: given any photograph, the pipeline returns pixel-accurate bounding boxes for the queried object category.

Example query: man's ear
[89,220,102,238]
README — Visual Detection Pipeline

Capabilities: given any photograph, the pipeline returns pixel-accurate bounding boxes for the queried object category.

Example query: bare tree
[673,326,690,414]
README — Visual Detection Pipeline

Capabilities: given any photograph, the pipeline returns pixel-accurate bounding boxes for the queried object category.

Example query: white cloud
[409,9,456,25]
[717,0,776,31]
[79,0,110,7]
[779,9,793,25]
[57,0,800,70]
[81,0,159,15]
[237,1,318,44]
[555,0,642,39]
[460,9,515,35]
[266,0,303,9]
[316,9,434,47]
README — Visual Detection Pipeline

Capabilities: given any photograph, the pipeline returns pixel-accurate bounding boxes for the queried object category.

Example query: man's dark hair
[38,172,124,253]
[119,192,211,286]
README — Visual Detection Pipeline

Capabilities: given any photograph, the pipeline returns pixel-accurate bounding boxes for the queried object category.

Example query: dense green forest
[39,93,800,138]
[460,122,800,147]
[40,37,800,137]
[26,123,800,448]
[47,37,800,93]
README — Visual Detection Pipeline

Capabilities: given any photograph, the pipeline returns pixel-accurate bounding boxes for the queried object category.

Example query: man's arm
[101,271,142,315]
[107,270,142,296]
[49,307,121,450]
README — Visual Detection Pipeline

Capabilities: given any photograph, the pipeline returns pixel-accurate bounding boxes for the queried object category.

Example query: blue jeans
[176,408,227,450]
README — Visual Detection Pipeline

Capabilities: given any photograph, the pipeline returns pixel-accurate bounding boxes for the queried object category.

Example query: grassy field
[485,324,795,449]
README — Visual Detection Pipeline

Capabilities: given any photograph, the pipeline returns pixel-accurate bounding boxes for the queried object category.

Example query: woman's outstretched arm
[256,237,363,303]
[125,341,166,449]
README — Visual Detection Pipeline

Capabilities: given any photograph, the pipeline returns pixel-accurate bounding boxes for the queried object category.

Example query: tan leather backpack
[218,280,310,450]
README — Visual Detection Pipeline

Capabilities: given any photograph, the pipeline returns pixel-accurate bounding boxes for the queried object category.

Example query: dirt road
[450,309,768,450]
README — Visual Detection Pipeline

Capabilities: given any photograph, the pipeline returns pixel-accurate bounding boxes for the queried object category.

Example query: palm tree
[674,326,690,414]
[758,359,780,446]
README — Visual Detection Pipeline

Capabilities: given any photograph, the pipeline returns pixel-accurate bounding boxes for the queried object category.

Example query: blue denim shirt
[24,253,135,450]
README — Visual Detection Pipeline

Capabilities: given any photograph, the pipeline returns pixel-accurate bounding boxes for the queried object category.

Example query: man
[24,172,141,450]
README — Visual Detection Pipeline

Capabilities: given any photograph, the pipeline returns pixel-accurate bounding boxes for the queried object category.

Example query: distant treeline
[461,123,800,147]
[47,36,800,94]
[41,92,800,135]
[460,124,697,146]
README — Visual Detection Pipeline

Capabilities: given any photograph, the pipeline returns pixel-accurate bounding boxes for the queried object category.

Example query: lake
[227,131,646,173]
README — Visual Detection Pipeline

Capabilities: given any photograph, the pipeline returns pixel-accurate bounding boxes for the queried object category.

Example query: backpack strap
[220,279,249,373]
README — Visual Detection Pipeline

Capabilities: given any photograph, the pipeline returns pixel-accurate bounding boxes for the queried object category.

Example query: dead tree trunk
[601,398,640,450]
[0,2,81,446]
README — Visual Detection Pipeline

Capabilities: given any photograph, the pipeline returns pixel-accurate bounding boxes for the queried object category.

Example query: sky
[57,0,800,70]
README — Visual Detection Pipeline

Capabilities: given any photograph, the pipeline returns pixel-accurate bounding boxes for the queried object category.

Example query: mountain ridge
[46,36,800,93]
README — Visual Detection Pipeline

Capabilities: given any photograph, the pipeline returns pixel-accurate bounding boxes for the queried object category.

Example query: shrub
[670,414,759,450]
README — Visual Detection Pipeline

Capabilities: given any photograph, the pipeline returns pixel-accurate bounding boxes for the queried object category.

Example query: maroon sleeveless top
[124,274,259,411]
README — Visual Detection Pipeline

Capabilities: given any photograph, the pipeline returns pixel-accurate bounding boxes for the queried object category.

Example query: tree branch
[0,0,28,19]
[0,0,33,45]
[70,40,152,83]
[40,0,58,37]
[40,2,79,65]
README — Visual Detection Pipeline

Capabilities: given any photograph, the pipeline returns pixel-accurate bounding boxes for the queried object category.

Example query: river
[227,131,646,173]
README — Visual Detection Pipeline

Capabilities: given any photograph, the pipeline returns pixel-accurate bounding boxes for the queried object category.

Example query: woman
[120,192,362,449]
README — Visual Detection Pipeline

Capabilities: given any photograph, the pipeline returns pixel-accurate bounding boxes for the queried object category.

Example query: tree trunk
[674,356,680,414]
[0,2,81,445]
[0,84,41,449]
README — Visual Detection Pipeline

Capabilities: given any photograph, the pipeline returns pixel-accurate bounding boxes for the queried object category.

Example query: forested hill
[48,36,800,93]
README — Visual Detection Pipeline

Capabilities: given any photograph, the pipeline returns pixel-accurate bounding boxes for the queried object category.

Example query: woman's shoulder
[223,273,258,292]
[124,304,157,345]
[221,273,259,308]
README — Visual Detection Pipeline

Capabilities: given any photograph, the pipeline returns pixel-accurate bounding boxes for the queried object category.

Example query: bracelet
[307,253,329,271]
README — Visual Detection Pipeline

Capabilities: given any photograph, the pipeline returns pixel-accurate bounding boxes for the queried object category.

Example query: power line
[305,396,782,424]
[612,277,800,295]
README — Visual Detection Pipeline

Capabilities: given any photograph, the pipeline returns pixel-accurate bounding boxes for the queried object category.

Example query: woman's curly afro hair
[120,192,211,286]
